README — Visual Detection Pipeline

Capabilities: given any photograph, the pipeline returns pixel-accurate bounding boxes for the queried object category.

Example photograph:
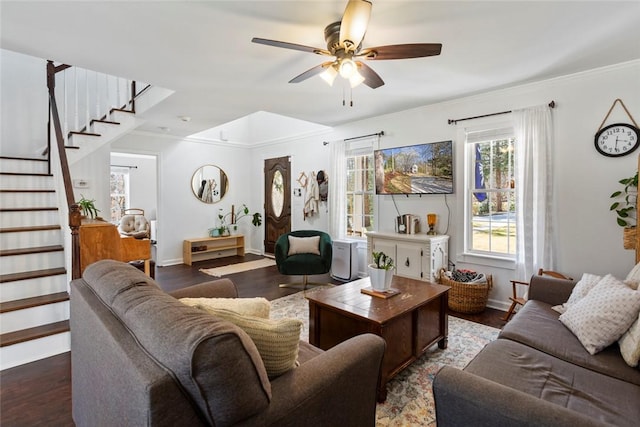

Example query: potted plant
[610,171,638,249]
[77,195,100,219]
[210,204,262,237]
[368,251,395,291]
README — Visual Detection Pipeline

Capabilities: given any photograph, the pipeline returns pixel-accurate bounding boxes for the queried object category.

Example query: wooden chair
[502,268,573,321]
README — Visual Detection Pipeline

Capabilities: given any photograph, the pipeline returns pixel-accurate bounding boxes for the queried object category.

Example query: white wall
[251,60,640,310]
[111,133,256,266]
[0,50,48,157]
[110,152,158,220]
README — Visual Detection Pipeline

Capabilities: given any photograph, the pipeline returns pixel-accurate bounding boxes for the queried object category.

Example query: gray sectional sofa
[70,260,385,427]
[433,274,640,427]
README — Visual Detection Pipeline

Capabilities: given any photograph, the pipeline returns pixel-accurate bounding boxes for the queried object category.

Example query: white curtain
[329,141,347,239]
[513,105,555,280]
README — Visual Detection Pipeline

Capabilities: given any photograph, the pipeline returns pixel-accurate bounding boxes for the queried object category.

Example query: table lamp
[427,213,437,235]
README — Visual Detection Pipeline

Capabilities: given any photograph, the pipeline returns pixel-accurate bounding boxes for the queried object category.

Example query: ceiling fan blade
[358,43,442,60]
[339,0,372,50]
[251,37,331,56]
[289,62,334,84]
[356,61,384,89]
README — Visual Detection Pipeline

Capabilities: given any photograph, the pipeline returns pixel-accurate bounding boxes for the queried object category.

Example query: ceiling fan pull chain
[342,86,346,106]
[350,87,354,107]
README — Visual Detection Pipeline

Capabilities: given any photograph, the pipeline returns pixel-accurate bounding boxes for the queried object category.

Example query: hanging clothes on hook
[303,171,319,220]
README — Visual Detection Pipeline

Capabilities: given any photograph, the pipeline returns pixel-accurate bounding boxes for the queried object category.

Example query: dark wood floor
[0,254,507,426]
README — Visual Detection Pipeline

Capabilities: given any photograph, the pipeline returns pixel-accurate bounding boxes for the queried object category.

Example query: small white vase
[368,264,394,291]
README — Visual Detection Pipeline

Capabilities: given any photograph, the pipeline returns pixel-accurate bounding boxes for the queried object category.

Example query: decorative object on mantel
[594,98,640,157]
[438,268,493,314]
[209,204,262,237]
[368,251,395,291]
[427,213,437,235]
[610,171,638,249]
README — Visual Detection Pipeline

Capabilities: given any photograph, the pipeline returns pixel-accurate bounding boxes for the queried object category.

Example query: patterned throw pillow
[559,274,640,355]
[180,297,271,318]
[206,308,302,378]
[565,273,602,306]
[619,313,640,367]
[625,262,640,290]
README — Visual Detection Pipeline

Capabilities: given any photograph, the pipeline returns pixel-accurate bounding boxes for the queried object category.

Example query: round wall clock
[594,123,640,157]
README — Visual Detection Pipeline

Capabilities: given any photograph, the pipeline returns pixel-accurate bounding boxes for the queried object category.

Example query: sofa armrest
[433,366,607,427]
[528,275,577,306]
[168,278,238,299]
[238,333,385,427]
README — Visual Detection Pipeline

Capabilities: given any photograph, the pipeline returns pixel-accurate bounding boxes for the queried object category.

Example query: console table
[366,231,449,282]
[183,235,244,265]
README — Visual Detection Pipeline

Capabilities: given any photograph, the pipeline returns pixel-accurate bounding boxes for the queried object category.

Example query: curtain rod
[323,131,384,146]
[111,164,138,169]
[448,101,555,125]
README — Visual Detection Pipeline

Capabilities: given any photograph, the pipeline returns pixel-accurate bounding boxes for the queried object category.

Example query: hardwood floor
[0,255,507,426]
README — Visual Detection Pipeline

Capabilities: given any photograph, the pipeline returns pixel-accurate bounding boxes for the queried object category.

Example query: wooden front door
[264,156,291,254]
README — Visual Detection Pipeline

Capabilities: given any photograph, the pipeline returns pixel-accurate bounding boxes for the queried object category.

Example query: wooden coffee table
[306,275,450,402]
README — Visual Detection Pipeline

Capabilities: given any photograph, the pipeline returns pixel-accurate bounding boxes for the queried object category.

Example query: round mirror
[192,165,228,203]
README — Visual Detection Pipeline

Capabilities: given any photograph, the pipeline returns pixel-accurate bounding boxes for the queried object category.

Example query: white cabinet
[366,231,449,282]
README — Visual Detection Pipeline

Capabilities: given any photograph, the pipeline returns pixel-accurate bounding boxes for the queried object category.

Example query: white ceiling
[1,1,639,143]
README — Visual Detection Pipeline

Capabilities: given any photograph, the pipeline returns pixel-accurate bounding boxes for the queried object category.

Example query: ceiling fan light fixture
[339,58,357,78]
[319,65,338,86]
[349,70,365,88]
[339,0,372,51]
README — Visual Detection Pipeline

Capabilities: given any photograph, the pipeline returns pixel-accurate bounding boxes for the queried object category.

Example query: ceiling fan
[252,0,442,89]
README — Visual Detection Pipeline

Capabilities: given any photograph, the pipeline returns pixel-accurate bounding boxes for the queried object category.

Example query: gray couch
[433,274,640,427]
[70,260,385,427]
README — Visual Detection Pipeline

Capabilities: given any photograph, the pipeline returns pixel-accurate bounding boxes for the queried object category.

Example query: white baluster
[63,68,68,145]
[74,67,79,131]
[96,71,100,120]
[85,69,90,132]
[117,77,122,109]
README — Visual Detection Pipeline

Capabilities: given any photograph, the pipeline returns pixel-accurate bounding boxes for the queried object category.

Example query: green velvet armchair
[275,230,333,289]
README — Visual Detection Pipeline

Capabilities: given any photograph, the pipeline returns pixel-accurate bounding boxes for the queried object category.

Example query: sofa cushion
[204,307,303,378]
[565,273,602,306]
[180,297,271,318]
[500,300,640,385]
[465,339,640,427]
[619,312,640,367]
[559,274,640,354]
[287,235,321,256]
[82,260,272,427]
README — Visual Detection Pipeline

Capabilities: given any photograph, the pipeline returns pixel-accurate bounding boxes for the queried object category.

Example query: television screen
[374,140,453,195]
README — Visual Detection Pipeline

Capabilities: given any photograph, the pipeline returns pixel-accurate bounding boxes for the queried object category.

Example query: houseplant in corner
[368,251,395,291]
[610,171,638,249]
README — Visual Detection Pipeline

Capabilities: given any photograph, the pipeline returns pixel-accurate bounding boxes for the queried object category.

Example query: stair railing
[46,60,149,279]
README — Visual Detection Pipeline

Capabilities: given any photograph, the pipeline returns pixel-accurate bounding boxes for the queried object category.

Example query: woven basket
[438,268,493,314]
[623,226,636,250]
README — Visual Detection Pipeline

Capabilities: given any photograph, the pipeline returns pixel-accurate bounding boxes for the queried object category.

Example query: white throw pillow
[625,262,640,290]
[619,313,640,367]
[559,274,640,355]
[287,235,321,256]
[565,273,602,307]
[180,297,271,319]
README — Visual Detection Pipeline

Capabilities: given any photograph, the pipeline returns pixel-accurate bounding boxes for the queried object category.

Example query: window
[110,166,129,223]
[346,151,374,237]
[466,128,516,257]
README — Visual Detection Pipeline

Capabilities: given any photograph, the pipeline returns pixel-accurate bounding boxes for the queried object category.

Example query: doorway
[264,156,291,254]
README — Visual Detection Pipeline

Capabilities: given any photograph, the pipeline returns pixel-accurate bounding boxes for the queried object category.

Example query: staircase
[0,156,70,370]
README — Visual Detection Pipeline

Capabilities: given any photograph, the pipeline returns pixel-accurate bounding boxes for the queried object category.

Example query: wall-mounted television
[374,140,453,195]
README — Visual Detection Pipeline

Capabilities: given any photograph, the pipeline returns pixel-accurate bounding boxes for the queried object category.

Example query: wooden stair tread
[64,145,80,150]
[0,172,52,177]
[0,225,61,233]
[68,131,101,137]
[0,245,64,257]
[0,156,48,162]
[0,207,59,212]
[110,108,134,114]
[0,292,69,313]
[0,189,55,193]
[0,267,66,283]
[90,119,120,125]
[0,320,69,347]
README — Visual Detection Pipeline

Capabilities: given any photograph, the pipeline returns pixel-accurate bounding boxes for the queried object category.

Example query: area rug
[199,258,276,277]
[269,287,500,426]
